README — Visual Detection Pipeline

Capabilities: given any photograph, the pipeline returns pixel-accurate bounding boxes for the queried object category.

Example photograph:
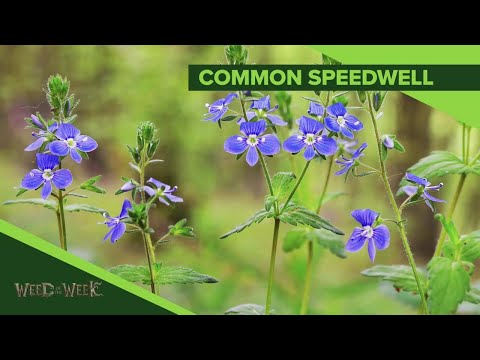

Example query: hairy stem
[57,162,68,251]
[56,208,66,250]
[265,218,280,315]
[316,156,334,214]
[299,241,313,315]
[281,161,311,214]
[367,92,429,315]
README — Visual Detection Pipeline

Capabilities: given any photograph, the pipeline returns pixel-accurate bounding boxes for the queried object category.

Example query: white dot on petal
[237,137,243,141]
[297,135,303,140]
[261,138,266,142]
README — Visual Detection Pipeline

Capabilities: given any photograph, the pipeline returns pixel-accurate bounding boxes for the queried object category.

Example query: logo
[14,281,103,298]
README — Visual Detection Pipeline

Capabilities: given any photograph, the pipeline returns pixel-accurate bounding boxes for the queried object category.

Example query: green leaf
[393,139,406,152]
[435,213,460,244]
[271,172,296,200]
[381,143,388,161]
[361,265,427,293]
[129,162,141,173]
[220,209,273,239]
[153,265,218,285]
[66,193,88,198]
[283,228,309,252]
[64,204,107,214]
[332,95,348,107]
[427,256,471,315]
[220,115,237,122]
[2,198,57,211]
[445,230,480,263]
[168,218,195,238]
[109,264,150,283]
[397,151,480,195]
[77,150,89,160]
[311,228,346,258]
[80,185,106,194]
[15,188,28,197]
[302,96,322,104]
[80,175,102,187]
[147,159,164,166]
[264,195,275,212]
[279,204,344,235]
[464,287,480,304]
[319,192,345,207]
[225,304,270,315]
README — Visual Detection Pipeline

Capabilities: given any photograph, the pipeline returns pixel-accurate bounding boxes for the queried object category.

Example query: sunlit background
[0,45,478,314]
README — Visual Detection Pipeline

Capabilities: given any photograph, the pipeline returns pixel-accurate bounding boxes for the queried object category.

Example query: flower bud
[373,91,387,112]
[357,91,367,104]
[147,139,160,158]
[225,45,248,65]
[138,121,156,143]
[63,99,71,117]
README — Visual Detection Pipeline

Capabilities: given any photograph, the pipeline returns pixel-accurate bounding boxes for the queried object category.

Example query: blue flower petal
[147,177,166,189]
[298,116,323,135]
[158,196,170,206]
[246,146,259,166]
[308,102,324,117]
[21,169,44,189]
[236,111,256,124]
[224,93,238,105]
[340,126,354,139]
[49,141,69,156]
[76,136,98,152]
[103,226,115,241]
[110,223,126,243]
[119,199,132,218]
[344,115,364,131]
[30,114,44,129]
[25,137,47,152]
[70,148,82,163]
[57,123,81,141]
[303,145,316,160]
[165,193,183,203]
[121,181,136,192]
[51,169,73,189]
[383,135,394,149]
[405,173,429,186]
[368,239,376,262]
[257,134,280,156]
[424,198,434,212]
[204,107,227,122]
[143,185,156,197]
[224,135,248,154]
[314,136,337,156]
[352,143,368,160]
[240,120,266,136]
[345,228,367,252]
[36,153,59,171]
[266,114,287,126]
[403,185,419,197]
[250,95,270,110]
[327,103,347,117]
[41,180,52,199]
[373,224,390,250]
[351,209,379,227]
[423,190,446,203]
[335,163,352,176]
[283,135,306,154]
[324,116,341,133]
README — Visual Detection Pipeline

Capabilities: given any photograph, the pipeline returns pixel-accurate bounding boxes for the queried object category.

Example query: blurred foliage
[0,45,479,314]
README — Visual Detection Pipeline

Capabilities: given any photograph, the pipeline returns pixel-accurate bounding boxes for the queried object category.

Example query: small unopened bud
[225,45,248,65]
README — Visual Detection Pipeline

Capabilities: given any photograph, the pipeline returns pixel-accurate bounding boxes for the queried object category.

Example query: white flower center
[337,116,345,126]
[42,169,54,181]
[362,225,374,239]
[66,138,77,148]
[247,134,259,147]
[304,133,316,145]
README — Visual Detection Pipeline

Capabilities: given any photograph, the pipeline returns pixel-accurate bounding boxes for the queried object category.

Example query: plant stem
[367,92,429,315]
[257,149,275,197]
[316,156,334,213]
[56,208,66,250]
[281,161,311,214]
[265,218,280,315]
[57,162,68,251]
[238,91,249,121]
[299,241,313,315]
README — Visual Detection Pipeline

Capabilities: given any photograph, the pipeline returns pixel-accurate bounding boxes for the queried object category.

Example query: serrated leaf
[220,115,237,122]
[427,256,471,315]
[271,172,296,200]
[67,193,88,198]
[283,228,309,252]
[311,228,346,258]
[446,230,480,263]
[129,162,141,173]
[279,204,344,235]
[264,195,275,212]
[393,139,405,152]
[464,287,480,304]
[109,264,150,283]
[64,204,107,214]
[397,151,480,195]
[15,188,28,197]
[225,304,270,315]
[151,265,218,285]
[220,209,273,239]
[320,192,345,207]
[2,198,57,211]
[361,265,427,293]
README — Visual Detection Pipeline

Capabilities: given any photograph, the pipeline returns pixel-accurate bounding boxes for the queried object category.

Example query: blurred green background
[0,45,479,314]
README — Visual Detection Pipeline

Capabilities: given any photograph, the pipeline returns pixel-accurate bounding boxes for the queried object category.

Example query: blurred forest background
[0,45,479,314]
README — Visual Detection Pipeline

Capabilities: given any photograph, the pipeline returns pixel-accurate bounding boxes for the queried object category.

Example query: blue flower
[25,118,58,152]
[283,116,337,160]
[345,209,390,262]
[204,93,238,123]
[307,102,324,119]
[335,142,367,175]
[20,153,73,199]
[243,95,287,126]
[50,124,98,163]
[102,199,132,243]
[224,120,281,166]
[143,178,183,206]
[383,135,394,149]
[325,103,363,139]
[402,173,445,212]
